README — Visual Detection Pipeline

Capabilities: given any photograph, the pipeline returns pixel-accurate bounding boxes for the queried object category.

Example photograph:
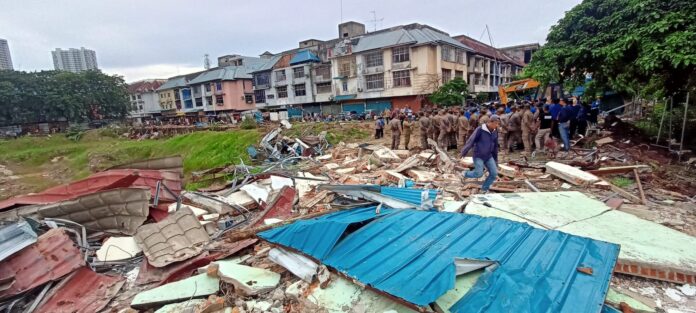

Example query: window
[315,65,330,79]
[365,73,384,90]
[136,94,142,100]
[442,69,452,84]
[294,84,306,96]
[293,67,305,79]
[524,50,533,63]
[216,95,224,104]
[277,86,288,98]
[342,81,348,92]
[275,70,286,82]
[316,82,331,94]
[216,81,222,90]
[442,46,454,62]
[455,70,464,79]
[339,61,352,77]
[205,84,211,92]
[254,90,265,103]
[456,49,465,64]
[255,72,270,86]
[392,46,410,63]
[392,70,411,87]
[206,96,213,105]
[174,92,180,100]
[195,98,203,107]
[364,51,383,67]
[245,94,253,103]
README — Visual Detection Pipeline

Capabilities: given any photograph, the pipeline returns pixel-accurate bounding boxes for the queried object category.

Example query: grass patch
[284,122,371,145]
[611,176,634,188]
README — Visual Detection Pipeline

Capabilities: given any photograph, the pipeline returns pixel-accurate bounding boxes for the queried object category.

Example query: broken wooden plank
[633,169,647,205]
[605,180,643,204]
[588,165,651,175]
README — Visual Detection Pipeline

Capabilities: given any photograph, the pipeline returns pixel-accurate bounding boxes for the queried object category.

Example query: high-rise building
[0,39,13,70]
[52,47,98,72]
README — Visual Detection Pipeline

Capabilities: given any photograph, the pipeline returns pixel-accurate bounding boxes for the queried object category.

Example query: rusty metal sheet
[35,267,124,313]
[89,169,182,202]
[0,228,84,299]
[37,188,150,235]
[252,186,296,227]
[0,173,139,211]
[108,155,184,177]
[134,207,210,267]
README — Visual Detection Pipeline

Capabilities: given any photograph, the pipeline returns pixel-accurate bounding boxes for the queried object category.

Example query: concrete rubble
[0,124,694,313]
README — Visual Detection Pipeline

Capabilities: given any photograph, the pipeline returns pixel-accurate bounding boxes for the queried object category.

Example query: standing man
[557,98,573,154]
[403,116,414,150]
[457,110,469,149]
[496,107,508,154]
[446,110,456,150]
[389,114,403,150]
[568,97,581,138]
[534,104,552,155]
[374,116,384,139]
[506,106,522,152]
[460,115,501,194]
[521,103,535,155]
[437,110,450,149]
[418,112,431,150]
[478,107,490,125]
[431,110,441,144]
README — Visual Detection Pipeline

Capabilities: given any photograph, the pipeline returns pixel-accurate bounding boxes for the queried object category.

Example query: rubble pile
[0,124,694,313]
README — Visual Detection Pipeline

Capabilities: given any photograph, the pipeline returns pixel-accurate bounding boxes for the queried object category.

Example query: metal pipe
[679,91,690,161]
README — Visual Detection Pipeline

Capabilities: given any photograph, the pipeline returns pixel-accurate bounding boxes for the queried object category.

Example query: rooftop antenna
[340,0,343,22]
[369,10,384,32]
[204,54,210,70]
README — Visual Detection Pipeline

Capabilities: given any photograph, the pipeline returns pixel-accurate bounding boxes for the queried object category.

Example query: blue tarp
[289,50,320,65]
[259,209,620,312]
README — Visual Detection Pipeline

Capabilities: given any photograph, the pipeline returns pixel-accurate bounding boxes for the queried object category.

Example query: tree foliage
[525,0,696,97]
[428,77,469,107]
[0,70,131,126]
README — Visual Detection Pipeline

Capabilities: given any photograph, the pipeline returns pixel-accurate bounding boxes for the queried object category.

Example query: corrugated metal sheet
[0,220,37,262]
[259,206,391,260]
[0,228,84,299]
[36,267,125,313]
[252,186,296,227]
[259,209,619,312]
[108,155,184,177]
[289,50,320,65]
[380,186,438,206]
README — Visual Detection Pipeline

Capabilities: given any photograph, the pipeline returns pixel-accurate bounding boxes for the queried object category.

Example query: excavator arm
[497,78,542,103]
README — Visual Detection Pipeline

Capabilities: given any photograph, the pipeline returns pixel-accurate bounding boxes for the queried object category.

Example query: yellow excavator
[497,78,563,103]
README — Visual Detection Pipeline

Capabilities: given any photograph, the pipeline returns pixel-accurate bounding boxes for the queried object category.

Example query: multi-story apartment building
[252,40,336,117]
[453,35,525,98]
[329,23,471,112]
[0,39,13,70]
[186,55,264,117]
[499,43,541,66]
[128,79,167,122]
[156,71,204,118]
[52,47,98,72]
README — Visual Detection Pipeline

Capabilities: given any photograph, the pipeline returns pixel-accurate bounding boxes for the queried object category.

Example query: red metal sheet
[36,267,124,313]
[0,173,139,211]
[252,186,296,227]
[0,228,84,299]
[0,169,182,211]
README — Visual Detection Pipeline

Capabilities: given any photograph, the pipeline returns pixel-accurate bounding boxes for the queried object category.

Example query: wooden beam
[605,180,643,204]
[588,165,650,175]
[633,169,647,204]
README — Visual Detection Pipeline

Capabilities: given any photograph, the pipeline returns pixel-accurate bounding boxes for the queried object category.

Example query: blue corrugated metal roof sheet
[259,209,619,312]
[259,206,392,260]
[0,220,37,262]
[380,187,437,207]
[334,94,357,101]
[289,50,320,65]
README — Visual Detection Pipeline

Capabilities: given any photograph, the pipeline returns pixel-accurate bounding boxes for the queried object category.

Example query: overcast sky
[2,0,581,82]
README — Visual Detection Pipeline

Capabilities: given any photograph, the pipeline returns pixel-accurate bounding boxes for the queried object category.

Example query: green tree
[428,77,469,107]
[525,0,696,97]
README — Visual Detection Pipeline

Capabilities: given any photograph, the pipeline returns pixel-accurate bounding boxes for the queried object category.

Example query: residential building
[52,47,98,72]
[128,79,167,122]
[329,23,471,112]
[0,39,13,70]
[252,40,336,117]
[156,71,205,118]
[499,43,541,66]
[453,35,525,97]
[187,55,264,117]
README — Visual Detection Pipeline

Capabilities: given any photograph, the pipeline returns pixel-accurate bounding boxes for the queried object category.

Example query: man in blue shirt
[460,115,501,193]
[557,98,573,153]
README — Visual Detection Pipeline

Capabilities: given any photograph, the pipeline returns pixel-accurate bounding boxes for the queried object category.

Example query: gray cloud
[1,0,580,82]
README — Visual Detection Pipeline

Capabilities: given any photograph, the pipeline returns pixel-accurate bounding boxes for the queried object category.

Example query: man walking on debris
[374,116,385,139]
[389,114,403,150]
[460,115,500,193]
[403,115,414,150]
[418,112,431,149]
[535,104,553,155]
[558,98,573,154]
[431,110,441,143]
[521,102,535,155]
[457,110,469,149]
[438,110,450,149]
[446,109,457,150]
[507,106,521,152]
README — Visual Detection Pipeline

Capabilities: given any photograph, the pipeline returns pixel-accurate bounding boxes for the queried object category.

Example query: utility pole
[204,54,211,70]
[369,10,383,32]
